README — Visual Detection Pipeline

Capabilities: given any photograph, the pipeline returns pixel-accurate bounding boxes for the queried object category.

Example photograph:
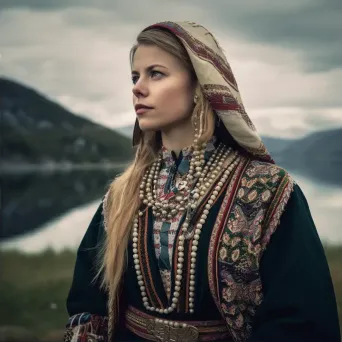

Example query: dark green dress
[66,182,340,341]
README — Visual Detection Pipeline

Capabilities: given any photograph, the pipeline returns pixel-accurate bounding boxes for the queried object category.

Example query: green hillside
[0,77,133,165]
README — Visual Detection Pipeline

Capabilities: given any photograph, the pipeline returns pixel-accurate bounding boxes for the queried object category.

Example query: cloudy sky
[1,0,341,138]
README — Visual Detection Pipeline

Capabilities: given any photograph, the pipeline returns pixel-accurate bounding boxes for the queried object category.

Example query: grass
[0,249,76,341]
[324,244,342,332]
[0,246,341,340]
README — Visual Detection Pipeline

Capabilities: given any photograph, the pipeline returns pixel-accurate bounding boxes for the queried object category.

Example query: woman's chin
[138,121,161,133]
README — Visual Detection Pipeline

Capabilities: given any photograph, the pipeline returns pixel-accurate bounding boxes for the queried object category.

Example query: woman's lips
[136,107,152,115]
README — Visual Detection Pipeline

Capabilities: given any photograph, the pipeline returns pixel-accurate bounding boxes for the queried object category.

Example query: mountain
[2,77,340,186]
[0,77,133,168]
[116,124,295,156]
[260,136,294,155]
[274,128,342,186]
[115,124,342,186]
[116,125,134,138]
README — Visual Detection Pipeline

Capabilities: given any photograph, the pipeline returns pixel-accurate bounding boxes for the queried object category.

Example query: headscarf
[132,21,273,163]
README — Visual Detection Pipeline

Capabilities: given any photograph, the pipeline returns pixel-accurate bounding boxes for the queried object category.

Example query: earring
[192,109,206,178]
[194,94,198,104]
[216,116,221,127]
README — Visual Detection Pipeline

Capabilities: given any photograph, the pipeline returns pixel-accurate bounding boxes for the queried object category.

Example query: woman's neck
[160,120,195,157]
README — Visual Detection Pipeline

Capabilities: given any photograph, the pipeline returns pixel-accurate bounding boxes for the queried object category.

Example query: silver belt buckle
[146,318,199,342]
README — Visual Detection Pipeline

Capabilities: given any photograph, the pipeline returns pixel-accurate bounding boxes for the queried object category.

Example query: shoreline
[0,161,130,174]
[1,162,341,189]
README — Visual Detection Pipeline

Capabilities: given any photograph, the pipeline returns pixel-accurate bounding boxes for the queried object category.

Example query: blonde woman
[64,21,340,342]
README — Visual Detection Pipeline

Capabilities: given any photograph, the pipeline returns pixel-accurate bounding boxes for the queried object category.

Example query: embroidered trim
[136,21,273,163]
[262,173,295,251]
[203,85,255,130]
[153,22,239,91]
[155,21,271,161]
[64,313,108,342]
[150,22,263,138]
[208,160,295,342]
[208,157,248,307]
[125,305,232,341]
[208,158,249,342]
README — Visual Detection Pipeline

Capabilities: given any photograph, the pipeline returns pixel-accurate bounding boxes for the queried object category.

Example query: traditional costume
[64,21,340,342]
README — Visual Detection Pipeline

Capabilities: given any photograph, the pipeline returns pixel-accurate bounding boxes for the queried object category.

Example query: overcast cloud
[1,0,341,138]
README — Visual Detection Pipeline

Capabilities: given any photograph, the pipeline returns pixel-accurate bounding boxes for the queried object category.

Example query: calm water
[1,171,341,253]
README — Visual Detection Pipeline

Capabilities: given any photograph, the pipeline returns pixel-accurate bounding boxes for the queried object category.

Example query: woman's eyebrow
[131,64,168,74]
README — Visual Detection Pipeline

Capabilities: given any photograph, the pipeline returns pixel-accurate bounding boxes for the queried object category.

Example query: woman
[64,21,340,342]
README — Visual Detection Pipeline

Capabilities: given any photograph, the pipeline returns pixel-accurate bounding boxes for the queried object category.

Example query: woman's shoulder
[245,158,292,181]
[77,192,110,249]
[229,156,295,195]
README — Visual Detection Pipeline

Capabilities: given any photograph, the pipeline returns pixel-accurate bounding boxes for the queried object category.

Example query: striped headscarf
[132,21,273,163]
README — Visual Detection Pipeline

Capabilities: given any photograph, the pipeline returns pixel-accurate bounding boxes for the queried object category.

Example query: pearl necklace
[140,142,230,221]
[132,147,241,314]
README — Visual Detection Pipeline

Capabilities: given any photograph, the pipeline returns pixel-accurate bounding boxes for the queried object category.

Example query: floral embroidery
[272,175,280,183]
[222,232,230,245]
[241,177,247,187]
[237,188,245,199]
[261,189,271,202]
[246,179,257,188]
[247,189,258,202]
[231,249,240,262]
[208,159,294,342]
[231,237,241,248]
[219,247,228,261]
[252,225,262,243]
[222,284,237,303]
[208,156,249,341]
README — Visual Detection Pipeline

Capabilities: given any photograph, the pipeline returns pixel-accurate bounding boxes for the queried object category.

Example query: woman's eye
[132,71,164,84]
[151,70,164,78]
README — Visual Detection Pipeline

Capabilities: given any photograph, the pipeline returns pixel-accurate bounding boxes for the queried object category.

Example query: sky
[1,0,341,138]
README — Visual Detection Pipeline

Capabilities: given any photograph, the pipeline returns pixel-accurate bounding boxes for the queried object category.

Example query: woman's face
[131,44,195,133]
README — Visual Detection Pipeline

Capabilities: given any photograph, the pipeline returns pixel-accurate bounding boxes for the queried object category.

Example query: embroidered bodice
[152,137,217,297]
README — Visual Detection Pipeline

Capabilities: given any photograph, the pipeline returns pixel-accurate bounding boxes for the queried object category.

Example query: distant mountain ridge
[276,128,342,186]
[0,77,133,167]
[116,124,294,155]
[116,124,342,187]
[1,77,341,187]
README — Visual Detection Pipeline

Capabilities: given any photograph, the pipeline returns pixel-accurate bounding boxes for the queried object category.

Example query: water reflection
[293,172,342,245]
[0,199,101,252]
[1,169,341,253]
[0,169,121,240]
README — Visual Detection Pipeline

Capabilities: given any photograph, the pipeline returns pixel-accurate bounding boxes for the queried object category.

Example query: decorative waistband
[125,306,231,342]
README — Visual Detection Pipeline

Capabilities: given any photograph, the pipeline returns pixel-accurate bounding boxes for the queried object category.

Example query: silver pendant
[177,180,187,190]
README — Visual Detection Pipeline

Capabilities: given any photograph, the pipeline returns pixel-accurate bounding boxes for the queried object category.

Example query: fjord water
[1,169,341,253]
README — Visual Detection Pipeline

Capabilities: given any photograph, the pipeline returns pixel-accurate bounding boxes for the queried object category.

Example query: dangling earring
[216,116,221,128]
[192,107,206,178]
[194,94,198,105]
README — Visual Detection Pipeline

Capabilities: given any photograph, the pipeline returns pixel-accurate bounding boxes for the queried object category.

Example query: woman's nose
[132,78,148,98]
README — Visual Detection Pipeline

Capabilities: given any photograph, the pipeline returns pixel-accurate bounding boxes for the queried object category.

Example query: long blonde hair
[100,28,216,330]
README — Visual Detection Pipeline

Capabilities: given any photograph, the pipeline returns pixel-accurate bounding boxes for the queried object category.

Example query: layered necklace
[132,139,241,314]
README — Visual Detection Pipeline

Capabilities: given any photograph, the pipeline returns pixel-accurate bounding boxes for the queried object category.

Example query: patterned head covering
[132,21,273,163]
